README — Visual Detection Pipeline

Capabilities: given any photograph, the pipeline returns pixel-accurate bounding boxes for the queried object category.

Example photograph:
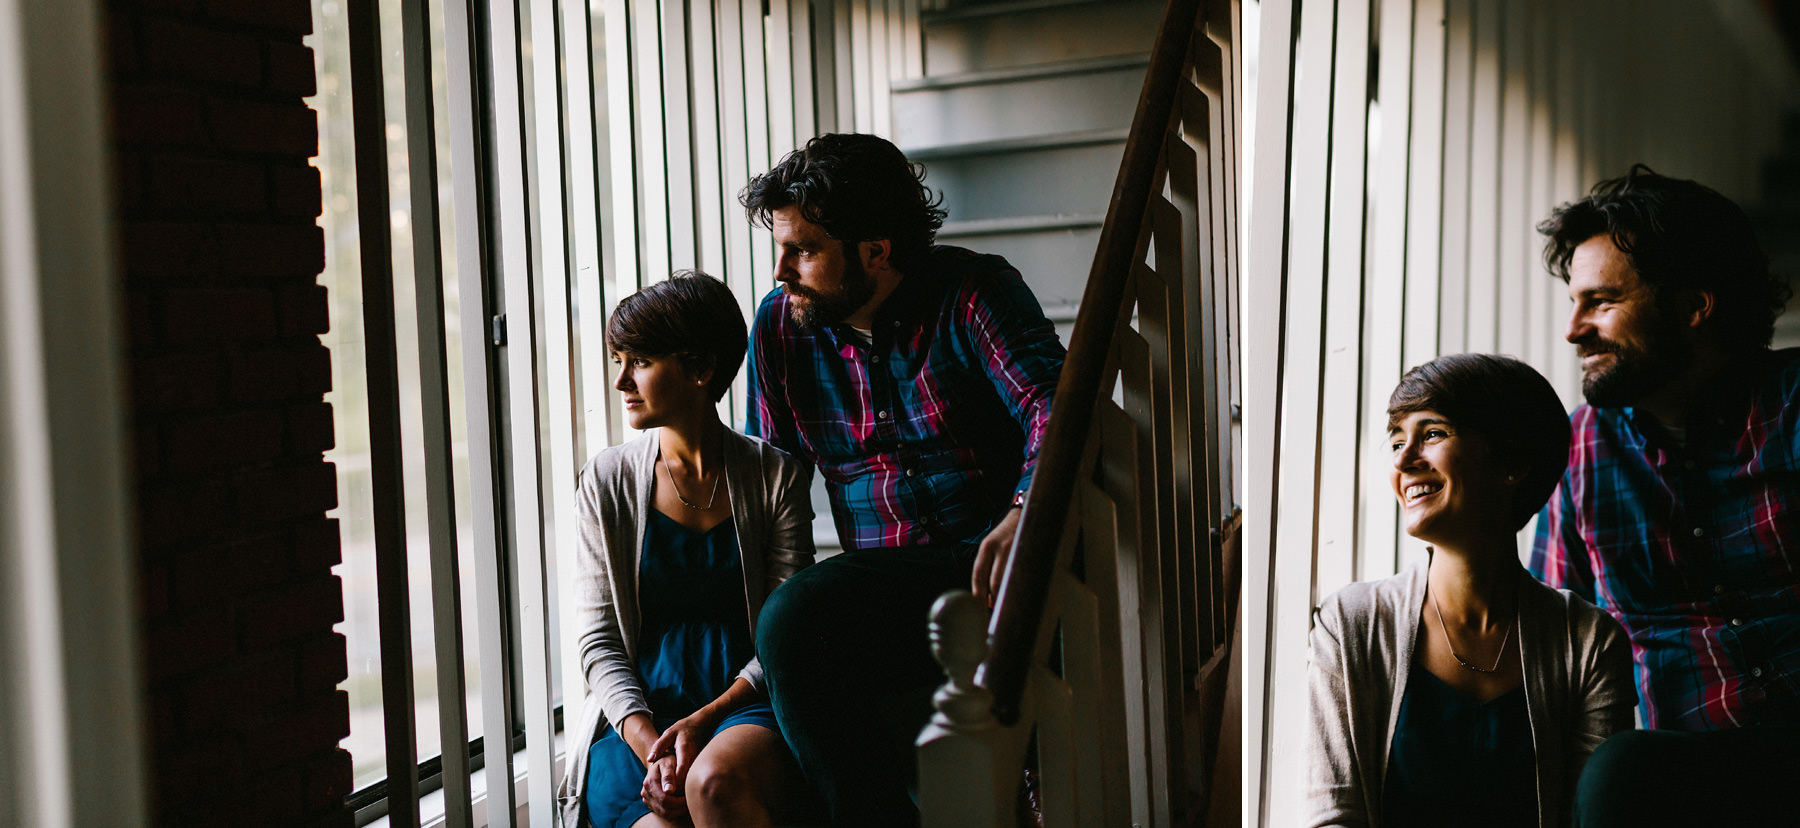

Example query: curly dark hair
[604,270,747,402]
[1388,353,1571,531]
[1538,164,1789,352]
[739,133,947,274]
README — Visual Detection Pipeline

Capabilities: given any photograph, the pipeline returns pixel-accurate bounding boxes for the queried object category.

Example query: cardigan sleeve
[1306,596,1372,828]
[734,448,816,692]
[574,457,653,735]
[1568,601,1637,783]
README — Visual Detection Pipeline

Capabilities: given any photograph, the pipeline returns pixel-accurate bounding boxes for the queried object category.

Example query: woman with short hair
[1306,353,1635,828]
[556,271,813,828]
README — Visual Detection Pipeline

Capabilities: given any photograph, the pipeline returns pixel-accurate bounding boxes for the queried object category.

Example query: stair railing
[915,0,1244,825]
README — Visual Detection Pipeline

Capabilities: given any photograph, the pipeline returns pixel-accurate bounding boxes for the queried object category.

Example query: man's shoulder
[1761,347,1800,396]
[914,245,1049,322]
[750,285,813,350]
[927,243,1021,277]
[752,284,789,325]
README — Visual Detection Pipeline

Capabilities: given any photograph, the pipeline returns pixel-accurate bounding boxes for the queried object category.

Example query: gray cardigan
[555,429,814,826]
[1305,561,1635,828]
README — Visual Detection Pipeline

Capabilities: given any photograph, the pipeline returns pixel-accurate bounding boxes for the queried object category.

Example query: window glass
[308,0,484,792]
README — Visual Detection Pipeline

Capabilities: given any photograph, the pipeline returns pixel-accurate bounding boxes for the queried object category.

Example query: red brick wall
[108,0,352,825]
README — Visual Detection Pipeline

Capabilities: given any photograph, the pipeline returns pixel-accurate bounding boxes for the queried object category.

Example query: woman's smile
[1388,409,1514,545]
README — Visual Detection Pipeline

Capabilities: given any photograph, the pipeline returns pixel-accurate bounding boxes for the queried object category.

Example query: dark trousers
[755,544,974,828]
[1573,725,1800,827]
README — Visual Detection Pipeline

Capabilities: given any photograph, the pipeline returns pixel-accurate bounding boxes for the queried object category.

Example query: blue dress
[1384,665,1536,828]
[584,511,779,828]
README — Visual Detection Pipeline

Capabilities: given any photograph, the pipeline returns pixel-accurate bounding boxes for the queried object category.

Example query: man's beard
[784,245,876,329]
[1577,308,1688,408]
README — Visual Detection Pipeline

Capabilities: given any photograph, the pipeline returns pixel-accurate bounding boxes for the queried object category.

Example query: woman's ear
[684,354,717,389]
[1504,462,1529,486]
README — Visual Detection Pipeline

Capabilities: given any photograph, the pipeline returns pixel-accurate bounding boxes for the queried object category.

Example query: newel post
[916,591,1014,828]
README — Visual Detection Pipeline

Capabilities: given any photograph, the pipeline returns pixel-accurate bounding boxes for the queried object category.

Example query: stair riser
[923,0,1164,75]
[925,140,1126,222]
[938,224,1101,309]
[892,67,1144,148]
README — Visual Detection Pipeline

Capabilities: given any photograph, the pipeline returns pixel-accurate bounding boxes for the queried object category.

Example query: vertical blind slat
[484,0,560,820]
[441,0,521,814]
[347,0,422,820]
[397,0,476,820]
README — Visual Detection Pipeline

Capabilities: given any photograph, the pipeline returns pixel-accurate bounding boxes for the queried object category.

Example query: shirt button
[871,355,881,363]
[1692,527,1705,538]
[1684,460,1697,470]
[878,410,890,420]
[892,320,901,327]
[1752,667,1764,678]
[906,469,916,477]
[1715,584,1727,595]
[1732,618,1744,627]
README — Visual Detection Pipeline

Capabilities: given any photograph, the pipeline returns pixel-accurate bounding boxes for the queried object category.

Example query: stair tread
[940,213,1105,235]
[891,53,1150,93]
[921,0,1121,24]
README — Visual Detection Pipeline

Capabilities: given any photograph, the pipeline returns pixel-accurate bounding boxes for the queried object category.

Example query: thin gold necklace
[1430,586,1514,674]
[659,443,723,510]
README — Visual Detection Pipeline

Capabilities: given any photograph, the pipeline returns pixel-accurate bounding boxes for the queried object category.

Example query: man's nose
[1566,305,1593,344]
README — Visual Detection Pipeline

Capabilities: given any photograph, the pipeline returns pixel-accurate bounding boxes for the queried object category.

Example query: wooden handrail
[980,0,1206,725]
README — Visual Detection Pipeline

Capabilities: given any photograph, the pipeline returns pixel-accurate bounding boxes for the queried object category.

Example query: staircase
[807,0,1167,557]
[896,0,1165,338]
[911,0,1244,824]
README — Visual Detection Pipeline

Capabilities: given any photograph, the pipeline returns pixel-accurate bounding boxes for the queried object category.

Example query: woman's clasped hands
[639,712,716,820]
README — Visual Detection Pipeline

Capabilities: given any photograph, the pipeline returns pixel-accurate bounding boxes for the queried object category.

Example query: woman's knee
[684,753,757,810]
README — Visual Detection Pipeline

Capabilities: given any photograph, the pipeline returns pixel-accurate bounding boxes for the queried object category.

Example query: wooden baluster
[918,591,1014,828]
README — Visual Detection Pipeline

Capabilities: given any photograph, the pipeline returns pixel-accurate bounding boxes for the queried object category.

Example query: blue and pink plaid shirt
[1531,348,1800,731]
[746,246,1064,551]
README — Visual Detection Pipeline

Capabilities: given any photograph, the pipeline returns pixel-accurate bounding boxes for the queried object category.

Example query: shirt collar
[1618,349,1771,446]
[823,249,944,350]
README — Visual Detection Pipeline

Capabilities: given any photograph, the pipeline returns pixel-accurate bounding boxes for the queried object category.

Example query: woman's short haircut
[738,133,947,275]
[604,270,747,402]
[1387,353,1571,531]
[1538,164,1789,353]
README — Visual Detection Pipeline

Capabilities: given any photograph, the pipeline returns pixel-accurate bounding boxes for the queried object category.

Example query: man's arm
[963,266,1066,604]
[1530,472,1599,602]
[745,290,805,459]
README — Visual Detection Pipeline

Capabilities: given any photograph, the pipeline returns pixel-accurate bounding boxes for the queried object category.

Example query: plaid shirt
[1531,348,1800,731]
[746,246,1064,551]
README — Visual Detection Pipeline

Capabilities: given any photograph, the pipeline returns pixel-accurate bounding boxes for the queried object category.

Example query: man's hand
[972,506,1023,607]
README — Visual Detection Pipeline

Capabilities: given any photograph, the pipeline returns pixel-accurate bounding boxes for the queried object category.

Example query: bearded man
[1530,166,1800,826]
[736,133,1065,827]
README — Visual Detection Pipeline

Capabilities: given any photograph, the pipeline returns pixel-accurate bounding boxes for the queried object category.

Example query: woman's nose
[613,369,631,392]
[1392,441,1422,470]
